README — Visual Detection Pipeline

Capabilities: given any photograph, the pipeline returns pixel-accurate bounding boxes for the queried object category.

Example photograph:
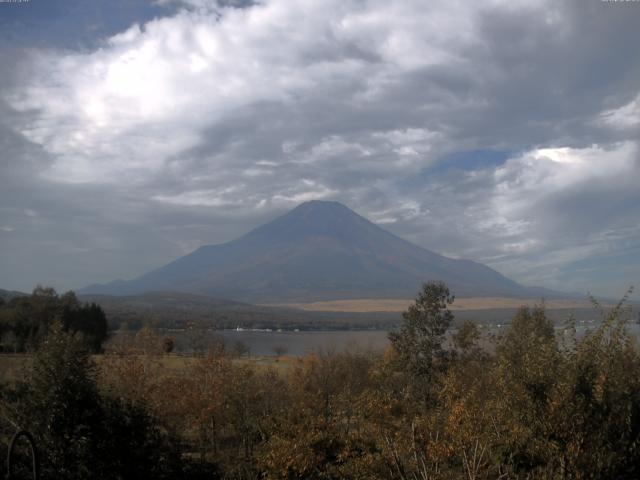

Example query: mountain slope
[0,288,28,302]
[80,200,541,301]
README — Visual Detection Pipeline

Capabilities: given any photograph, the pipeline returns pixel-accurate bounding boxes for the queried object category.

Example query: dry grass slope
[264,297,599,313]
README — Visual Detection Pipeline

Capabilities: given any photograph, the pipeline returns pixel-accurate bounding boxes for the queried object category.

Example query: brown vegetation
[1,283,639,479]
[267,297,602,313]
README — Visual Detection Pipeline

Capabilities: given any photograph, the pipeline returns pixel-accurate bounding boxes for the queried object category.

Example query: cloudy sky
[1,0,639,298]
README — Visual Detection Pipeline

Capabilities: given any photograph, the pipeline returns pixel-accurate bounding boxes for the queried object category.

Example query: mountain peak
[80,201,538,301]
[290,200,353,216]
[297,199,346,207]
[246,199,372,244]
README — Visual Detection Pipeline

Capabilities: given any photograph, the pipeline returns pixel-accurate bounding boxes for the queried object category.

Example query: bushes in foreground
[1,283,639,479]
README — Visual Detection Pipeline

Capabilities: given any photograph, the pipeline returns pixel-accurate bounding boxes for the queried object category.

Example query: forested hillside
[0,286,108,353]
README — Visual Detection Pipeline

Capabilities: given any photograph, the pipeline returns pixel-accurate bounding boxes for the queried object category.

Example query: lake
[168,319,640,356]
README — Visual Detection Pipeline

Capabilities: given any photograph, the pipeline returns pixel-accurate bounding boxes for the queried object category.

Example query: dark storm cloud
[0,0,638,296]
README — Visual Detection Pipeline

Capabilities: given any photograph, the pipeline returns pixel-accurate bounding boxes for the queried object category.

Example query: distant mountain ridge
[0,288,28,302]
[79,200,558,302]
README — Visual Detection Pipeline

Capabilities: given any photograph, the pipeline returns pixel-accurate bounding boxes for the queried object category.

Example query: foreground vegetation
[1,282,639,479]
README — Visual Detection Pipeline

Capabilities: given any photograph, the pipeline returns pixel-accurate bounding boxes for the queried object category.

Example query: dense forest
[0,287,108,353]
[1,282,639,479]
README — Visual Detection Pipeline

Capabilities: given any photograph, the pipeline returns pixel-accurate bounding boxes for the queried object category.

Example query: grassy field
[141,353,296,372]
[0,353,296,384]
[265,297,601,313]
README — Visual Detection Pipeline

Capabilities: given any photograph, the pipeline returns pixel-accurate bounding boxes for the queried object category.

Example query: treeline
[0,286,108,353]
[1,282,640,479]
[85,291,398,332]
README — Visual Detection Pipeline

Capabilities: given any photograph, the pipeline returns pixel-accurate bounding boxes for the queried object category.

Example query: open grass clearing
[265,297,602,313]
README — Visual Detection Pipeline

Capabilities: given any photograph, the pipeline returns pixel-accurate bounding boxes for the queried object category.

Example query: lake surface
[169,320,640,356]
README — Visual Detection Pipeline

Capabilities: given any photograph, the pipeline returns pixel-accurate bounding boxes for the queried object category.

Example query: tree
[483,305,560,474]
[272,345,288,360]
[0,287,108,353]
[6,322,180,479]
[162,336,175,354]
[62,300,109,353]
[15,322,104,479]
[452,319,483,360]
[388,281,454,381]
[232,340,250,358]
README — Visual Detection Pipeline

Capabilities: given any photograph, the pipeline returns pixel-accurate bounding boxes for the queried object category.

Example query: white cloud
[5,0,483,185]
[460,142,640,286]
[492,142,637,222]
[271,179,338,205]
[152,187,245,207]
[2,0,640,295]
[599,94,640,129]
